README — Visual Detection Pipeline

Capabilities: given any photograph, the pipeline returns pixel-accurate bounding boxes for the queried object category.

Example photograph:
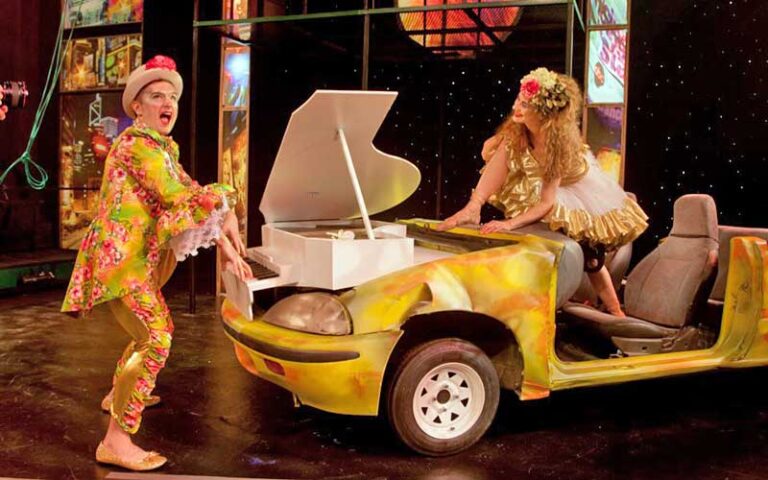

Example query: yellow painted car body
[221,220,768,416]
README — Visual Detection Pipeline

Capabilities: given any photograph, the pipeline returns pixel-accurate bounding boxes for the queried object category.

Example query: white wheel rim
[412,361,485,440]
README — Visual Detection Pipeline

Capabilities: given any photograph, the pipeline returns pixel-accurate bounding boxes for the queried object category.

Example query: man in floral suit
[62,55,252,471]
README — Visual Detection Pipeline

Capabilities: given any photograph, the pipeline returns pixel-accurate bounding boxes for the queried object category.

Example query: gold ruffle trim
[543,196,649,250]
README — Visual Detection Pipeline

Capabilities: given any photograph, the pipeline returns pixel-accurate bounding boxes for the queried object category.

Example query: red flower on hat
[521,78,540,99]
[146,55,177,71]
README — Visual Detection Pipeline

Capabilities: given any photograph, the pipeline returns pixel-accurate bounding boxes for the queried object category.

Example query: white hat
[122,55,183,118]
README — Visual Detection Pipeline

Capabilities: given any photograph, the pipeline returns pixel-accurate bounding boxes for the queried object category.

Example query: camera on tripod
[0,81,29,109]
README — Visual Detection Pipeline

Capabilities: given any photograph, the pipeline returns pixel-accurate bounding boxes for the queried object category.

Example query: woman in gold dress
[437,67,648,316]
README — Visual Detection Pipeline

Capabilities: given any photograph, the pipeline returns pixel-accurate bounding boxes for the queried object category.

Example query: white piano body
[222,90,432,320]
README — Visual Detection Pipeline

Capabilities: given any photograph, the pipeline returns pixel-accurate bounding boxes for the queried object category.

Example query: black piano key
[245,258,280,280]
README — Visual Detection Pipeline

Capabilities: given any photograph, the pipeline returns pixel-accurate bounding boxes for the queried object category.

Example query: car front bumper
[221,298,402,416]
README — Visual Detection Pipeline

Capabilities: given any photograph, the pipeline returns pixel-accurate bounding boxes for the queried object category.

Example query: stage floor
[3,289,768,480]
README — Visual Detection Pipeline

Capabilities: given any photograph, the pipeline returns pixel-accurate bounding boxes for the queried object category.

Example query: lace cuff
[168,197,230,261]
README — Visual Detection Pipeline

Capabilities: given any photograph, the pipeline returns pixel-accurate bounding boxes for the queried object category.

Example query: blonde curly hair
[495,70,584,182]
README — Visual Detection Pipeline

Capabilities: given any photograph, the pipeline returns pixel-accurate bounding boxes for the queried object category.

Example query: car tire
[386,338,500,456]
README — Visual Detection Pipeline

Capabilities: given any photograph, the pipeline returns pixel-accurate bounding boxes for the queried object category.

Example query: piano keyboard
[246,258,280,280]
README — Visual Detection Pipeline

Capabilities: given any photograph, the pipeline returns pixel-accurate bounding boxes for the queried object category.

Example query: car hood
[340,222,582,335]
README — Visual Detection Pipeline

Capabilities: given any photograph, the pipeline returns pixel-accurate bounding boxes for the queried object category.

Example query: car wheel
[387,338,500,456]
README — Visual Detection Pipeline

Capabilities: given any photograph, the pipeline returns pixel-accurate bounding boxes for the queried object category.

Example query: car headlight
[263,292,352,335]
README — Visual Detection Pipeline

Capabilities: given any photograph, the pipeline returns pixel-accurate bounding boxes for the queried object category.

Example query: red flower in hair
[521,78,540,99]
[198,194,217,212]
[146,55,177,71]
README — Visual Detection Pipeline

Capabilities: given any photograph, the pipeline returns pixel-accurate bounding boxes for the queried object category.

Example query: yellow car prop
[222,204,768,456]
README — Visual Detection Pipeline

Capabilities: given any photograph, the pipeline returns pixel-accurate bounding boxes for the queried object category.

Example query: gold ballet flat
[101,395,161,413]
[96,442,167,471]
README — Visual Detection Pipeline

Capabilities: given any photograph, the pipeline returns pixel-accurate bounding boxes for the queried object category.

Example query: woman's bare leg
[587,266,625,317]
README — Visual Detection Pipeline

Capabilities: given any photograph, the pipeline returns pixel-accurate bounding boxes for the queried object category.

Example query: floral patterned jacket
[61,125,235,312]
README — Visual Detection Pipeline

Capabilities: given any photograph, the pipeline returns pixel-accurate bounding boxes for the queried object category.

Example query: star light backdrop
[625,0,767,256]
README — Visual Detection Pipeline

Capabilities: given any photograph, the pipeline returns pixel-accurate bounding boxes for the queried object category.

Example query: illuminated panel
[398,0,521,57]
[219,40,250,248]
[223,0,248,19]
[64,0,144,28]
[223,0,252,41]
[61,34,143,92]
[60,189,101,249]
[59,92,132,190]
[583,0,630,184]
[222,48,251,108]
[59,92,131,248]
[587,29,626,104]
[586,106,623,182]
[221,110,249,240]
[588,0,628,26]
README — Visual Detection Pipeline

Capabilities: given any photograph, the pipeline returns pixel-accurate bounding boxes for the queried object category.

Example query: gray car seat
[709,226,768,305]
[702,225,768,328]
[561,194,719,356]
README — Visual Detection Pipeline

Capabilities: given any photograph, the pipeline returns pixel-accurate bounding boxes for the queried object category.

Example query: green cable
[0,2,74,190]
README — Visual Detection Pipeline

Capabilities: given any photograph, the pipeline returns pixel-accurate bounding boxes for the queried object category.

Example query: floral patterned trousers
[106,250,177,434]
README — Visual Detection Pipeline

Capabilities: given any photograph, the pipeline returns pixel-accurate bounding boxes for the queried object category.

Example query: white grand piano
[222,90,450,320]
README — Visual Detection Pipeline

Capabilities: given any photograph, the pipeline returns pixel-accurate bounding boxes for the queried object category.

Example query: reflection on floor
[3,289,768,480]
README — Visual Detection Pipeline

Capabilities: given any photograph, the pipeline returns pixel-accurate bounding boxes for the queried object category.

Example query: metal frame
[190,0,587,306]
[195,1,580,27]
[193,1,583,78]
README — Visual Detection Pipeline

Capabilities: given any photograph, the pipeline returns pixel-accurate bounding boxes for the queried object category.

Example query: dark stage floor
[3,289,768,480]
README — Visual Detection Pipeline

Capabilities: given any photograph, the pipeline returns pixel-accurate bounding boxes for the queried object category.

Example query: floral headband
[519,67,569,116]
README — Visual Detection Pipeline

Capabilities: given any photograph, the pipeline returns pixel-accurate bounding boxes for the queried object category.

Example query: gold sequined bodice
[487,145,589,218]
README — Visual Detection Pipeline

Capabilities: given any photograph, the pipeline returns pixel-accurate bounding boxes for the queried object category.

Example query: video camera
[0,81,28,109]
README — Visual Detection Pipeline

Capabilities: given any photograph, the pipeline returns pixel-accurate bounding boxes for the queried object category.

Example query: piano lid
[260,90,421,223]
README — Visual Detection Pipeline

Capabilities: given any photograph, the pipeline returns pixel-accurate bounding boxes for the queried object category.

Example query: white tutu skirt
[544,153,648,250]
